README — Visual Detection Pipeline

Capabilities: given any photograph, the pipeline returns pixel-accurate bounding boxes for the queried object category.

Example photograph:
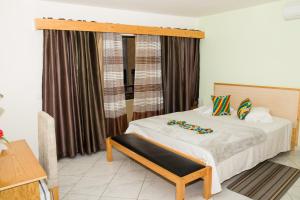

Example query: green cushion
[237,98,252,120]
[211,95,231,116]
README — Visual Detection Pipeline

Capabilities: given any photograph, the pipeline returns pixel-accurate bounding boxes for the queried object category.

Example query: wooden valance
[35,18,205,39]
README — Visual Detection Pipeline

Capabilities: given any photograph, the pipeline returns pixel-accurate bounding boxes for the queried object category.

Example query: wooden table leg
[203,167,212,200]
[176,181,185,200]
[50,186,59,200]
[106,137,113,162]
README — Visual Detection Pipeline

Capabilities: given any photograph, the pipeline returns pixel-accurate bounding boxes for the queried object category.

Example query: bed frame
[214,83,300,150]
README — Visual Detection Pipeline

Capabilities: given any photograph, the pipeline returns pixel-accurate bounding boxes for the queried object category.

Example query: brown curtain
[43,30,106,158]
[76,32,107,152]
[133,35,163,120]
[161,36,200,114]
[103,33,128,137]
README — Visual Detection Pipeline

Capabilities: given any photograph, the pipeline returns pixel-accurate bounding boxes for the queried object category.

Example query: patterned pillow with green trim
[211,95,231,116]
[237,98,252,120]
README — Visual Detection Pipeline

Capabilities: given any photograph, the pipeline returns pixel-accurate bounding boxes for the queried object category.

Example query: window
[122,36,135,100]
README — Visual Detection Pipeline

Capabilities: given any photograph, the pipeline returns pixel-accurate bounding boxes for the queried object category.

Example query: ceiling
[45,0,277,17]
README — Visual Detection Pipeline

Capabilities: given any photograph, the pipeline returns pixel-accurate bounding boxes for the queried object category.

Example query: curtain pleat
[76,32,107,152]
[103,33,128,137]
[161,36,200,114]
[43,30,106,158]
[133,35,163,120]
[96,33,104,86]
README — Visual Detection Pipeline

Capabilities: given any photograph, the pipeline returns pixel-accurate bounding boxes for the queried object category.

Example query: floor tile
[112,149,127,161]
[59,175,82,187]
[69,153,101,165]
[113,168,147,182]
[99,197,136,200]
[280,193,294,200]
[102,178,144,199]
[62,193,100,200]
[145,171,168,182]
[271,149,300,169]
[59,163,93,176]
[58,158,72,170]
[185,181,204,200]
[272,156,299,169]
[114,160,147,181]
[119,159,146,171]
[69,176,112,197]
[59,175,82,197]
[86,160,124,178]
[59,186,73,199]
[288,150,300,168]
[138,180,175,200]
[284,178,300,200]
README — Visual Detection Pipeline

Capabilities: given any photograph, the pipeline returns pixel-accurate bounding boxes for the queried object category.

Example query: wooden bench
[106,133,212,200]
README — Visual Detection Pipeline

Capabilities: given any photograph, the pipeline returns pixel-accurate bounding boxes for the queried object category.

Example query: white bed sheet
[126,111,292,194]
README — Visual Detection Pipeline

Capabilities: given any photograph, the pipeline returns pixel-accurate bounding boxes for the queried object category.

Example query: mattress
[125,110,292,194]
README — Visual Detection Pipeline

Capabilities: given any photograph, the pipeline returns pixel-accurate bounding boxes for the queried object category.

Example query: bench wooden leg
[176,181,185,200]
[203,167,212,200]
[106,137,113,162]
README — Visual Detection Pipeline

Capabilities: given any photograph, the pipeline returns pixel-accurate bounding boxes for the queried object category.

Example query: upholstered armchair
[38,111,59,200]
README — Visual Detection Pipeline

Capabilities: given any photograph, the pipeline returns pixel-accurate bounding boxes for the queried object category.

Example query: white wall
[198,0,300,104]
[0,0,42,155]
[0,0,198,155]
[37,1,199,28]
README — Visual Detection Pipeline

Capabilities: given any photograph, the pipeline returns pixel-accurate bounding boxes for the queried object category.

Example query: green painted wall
[198,0,300,104]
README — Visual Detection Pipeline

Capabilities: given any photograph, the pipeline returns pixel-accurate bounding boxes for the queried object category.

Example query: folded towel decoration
[167,120,213,134]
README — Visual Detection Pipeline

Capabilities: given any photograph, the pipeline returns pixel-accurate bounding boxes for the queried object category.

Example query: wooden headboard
[214,83,300,150]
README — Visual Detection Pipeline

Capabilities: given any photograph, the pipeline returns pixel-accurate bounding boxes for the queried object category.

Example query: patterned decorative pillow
[211,95,231,116]
[237,98,252,120]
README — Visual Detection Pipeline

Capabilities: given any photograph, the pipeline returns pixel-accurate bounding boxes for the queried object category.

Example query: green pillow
[237,98,252,120]
[211,95,231,116]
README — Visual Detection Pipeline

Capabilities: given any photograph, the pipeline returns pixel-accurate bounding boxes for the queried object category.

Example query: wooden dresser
[0,140,47,200]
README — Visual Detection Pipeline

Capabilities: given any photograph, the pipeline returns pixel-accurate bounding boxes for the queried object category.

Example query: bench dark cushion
[111,134,205,177]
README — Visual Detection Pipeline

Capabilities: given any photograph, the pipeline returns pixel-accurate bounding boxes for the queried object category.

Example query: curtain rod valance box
[35,18,205,39]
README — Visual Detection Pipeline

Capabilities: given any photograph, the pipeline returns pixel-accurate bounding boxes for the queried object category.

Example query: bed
[125,83,300,194]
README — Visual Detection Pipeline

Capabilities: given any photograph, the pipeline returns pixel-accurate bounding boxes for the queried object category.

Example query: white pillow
[245,107,273,123]
[195,105,234,115]
[194,105,212,115]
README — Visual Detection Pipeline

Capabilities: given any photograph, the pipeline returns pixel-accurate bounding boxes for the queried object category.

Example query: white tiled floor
[58,148,300,200]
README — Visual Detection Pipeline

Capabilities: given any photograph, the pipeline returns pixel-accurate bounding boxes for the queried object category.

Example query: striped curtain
[103,33,128,137]
[133,35,163,120]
